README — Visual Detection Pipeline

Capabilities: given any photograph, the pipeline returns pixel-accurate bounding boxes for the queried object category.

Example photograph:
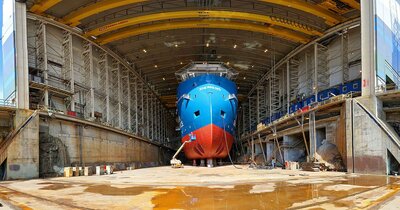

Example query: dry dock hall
[0,0,400,209]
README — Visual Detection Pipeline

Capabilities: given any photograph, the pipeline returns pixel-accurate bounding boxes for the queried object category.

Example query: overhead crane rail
[30,0,347,26]
[96,20,310,45]
[86,10,322,37]
[30,0,61,14]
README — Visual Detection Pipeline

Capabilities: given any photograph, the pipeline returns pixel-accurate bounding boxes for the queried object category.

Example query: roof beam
[258,0,342,25]
[62,0,342,27]
[340,0,361,10]
[30,0,62,14]
[96,20,310,45]
[86,10,322,37]
[63,0,149,26]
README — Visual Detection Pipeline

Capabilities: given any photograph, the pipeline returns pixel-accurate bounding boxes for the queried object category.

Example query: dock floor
[0,166,399,209]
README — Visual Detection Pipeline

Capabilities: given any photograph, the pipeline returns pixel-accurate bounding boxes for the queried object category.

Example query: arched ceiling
[28,0,360,108]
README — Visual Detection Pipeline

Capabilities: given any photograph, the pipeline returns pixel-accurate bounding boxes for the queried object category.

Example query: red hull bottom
[182,124,234,159]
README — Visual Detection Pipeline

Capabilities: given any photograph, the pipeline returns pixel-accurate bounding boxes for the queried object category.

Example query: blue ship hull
[177,74,238,159]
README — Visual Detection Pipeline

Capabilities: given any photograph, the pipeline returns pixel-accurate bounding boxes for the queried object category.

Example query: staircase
[0,110,39,165]
[355,100,400,165]
[391,122,400,136]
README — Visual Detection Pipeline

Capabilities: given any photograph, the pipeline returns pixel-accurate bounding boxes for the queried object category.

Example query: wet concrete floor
[0,166,399,209]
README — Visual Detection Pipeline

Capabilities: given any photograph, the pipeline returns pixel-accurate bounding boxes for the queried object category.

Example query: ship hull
[177,74,238,160]
[181,124,234,159]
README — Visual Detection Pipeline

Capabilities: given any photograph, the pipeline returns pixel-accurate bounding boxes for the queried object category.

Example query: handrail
[3,91,16,104]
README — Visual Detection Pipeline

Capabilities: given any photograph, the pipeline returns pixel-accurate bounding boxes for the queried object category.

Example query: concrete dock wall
[38,117,174,177]
[2,109,174,179]
[7,110,39,180]
[351,101,386,174]
[348,99,400,175]
[283,135,305,162]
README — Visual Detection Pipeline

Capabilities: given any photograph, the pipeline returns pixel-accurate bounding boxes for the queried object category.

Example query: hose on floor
[222,118,242,169]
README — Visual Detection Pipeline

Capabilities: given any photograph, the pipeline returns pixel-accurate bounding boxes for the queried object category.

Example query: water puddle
[39,182,74,190]
[0,187,34,210]
[13,174,400,209]
[150,175,399,209]
[84,184,152,196]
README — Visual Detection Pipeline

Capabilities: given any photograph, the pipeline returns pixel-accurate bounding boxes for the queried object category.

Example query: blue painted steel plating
[177,74,238,138]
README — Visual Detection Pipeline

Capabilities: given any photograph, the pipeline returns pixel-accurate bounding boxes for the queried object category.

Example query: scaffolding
[35,21,48,107]
[257,86,268,122]
[130,76,139,134]
[120,65,130,130]
[145,88,150,138]
[137,81,144,136]
[298,52,312,96]
[289,59,300,101]
[62,31,75,111]
[314,43,330,95]
[109,59,120,127]
[98,52,109,123]
[341,32,350,83]
[27,19,177,145]
[248,96,257,131]
[82,41,95,119]
[240,103,249,135]
[269,68,280,117]
[149,95,154,140]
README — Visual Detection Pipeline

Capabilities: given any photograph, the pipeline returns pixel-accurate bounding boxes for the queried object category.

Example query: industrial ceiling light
[227,61,230,65]
[264,49,268,52]
[180,62,183,65]
[163,77,166,81]
[155,65,158,68]
[243,76,246,80]
[175,44,178,47]
[233,44,237,49]
[143,49,147,53]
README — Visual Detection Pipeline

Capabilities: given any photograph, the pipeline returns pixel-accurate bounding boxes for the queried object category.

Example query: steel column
[341,32,350,83]
[256,88,260,124]
[15,2,29,109]
[286,61,290,113]
[361,0,376,98]
[314,43,318,102]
